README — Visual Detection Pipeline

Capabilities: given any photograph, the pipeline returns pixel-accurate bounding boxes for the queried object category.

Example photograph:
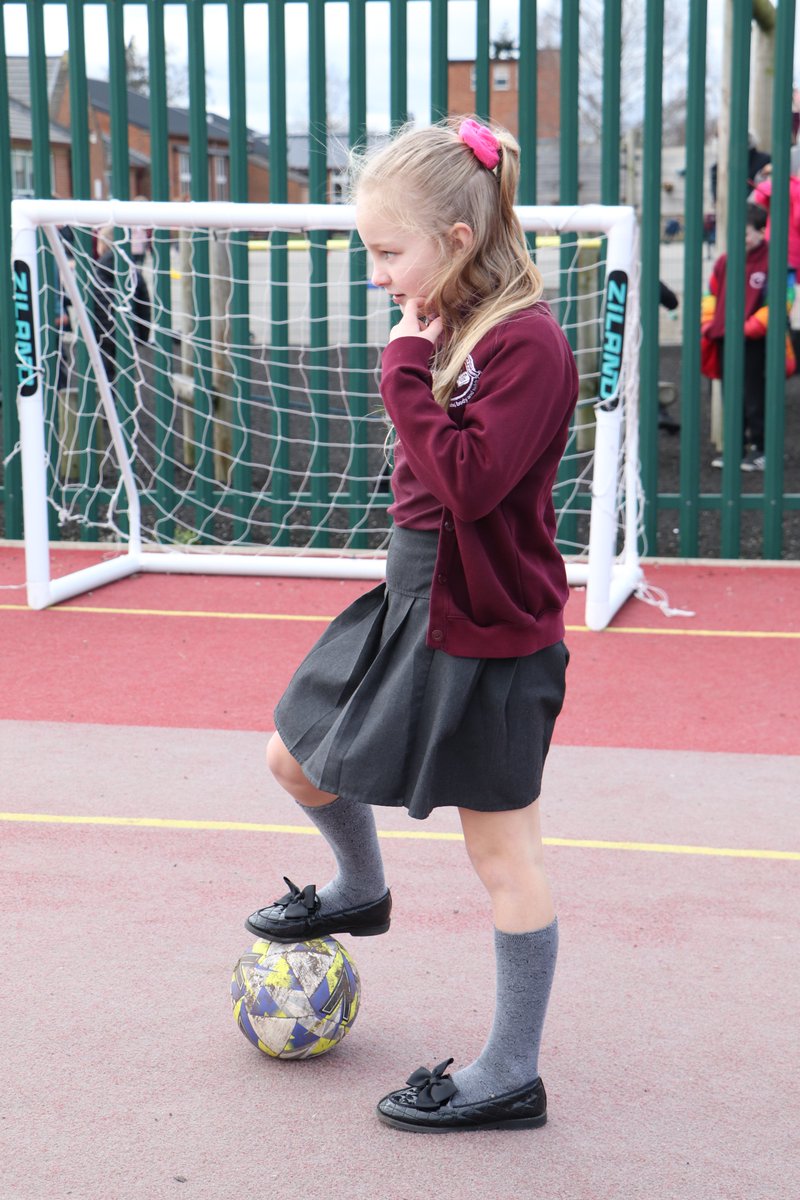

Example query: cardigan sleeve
[380,316,577,524]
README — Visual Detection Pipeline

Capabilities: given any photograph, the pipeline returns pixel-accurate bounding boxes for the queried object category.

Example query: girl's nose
[371,263,390,288]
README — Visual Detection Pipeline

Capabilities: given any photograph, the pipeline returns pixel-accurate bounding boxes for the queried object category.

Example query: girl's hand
[389,297,443,345]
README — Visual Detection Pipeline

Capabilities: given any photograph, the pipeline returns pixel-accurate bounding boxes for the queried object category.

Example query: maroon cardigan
[380,304,579,658]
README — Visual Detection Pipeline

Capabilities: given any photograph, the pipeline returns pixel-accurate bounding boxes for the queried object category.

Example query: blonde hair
[351,117,543,408]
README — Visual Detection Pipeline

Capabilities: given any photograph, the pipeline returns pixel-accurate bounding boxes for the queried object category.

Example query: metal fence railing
[2,0,799,559]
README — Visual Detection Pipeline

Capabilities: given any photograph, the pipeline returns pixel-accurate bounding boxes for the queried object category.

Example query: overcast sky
[2,1,792,134]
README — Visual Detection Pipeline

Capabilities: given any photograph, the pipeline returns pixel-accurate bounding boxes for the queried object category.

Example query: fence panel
[1,0,798,558]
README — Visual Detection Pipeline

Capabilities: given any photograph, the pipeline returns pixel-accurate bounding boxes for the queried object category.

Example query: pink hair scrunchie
[458,118,501,171]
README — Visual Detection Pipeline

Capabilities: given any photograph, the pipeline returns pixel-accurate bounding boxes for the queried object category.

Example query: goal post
[11,198,641,629]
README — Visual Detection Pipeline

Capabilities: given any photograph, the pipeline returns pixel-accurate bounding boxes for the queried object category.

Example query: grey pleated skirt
[273,526,568,820]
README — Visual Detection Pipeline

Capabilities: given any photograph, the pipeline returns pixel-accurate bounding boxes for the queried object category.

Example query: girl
[246,117,578,1133]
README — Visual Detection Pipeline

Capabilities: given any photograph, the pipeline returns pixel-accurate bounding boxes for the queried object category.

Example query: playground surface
[1,544,798,1200]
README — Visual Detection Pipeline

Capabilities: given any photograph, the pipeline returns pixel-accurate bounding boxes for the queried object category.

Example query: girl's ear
[449,222,474,253]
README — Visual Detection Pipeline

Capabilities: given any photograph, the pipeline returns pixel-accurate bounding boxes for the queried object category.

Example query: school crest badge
[450,354,481,408]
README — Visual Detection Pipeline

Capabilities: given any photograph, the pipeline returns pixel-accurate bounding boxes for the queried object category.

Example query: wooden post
[209,229,233,482]
[176,226,195,465]
[576,241,601,452]
[175,227,234,482]
[57,387,80,482]
[751,25,775,153]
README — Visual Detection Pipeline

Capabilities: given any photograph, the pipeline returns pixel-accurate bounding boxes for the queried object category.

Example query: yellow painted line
[585,625,800,639]
[169,240,352,262]
[1,603,798,639]
[536,235,602,249]
[0,603,329,622]
[1,812,797,860]
[543,837,799,860]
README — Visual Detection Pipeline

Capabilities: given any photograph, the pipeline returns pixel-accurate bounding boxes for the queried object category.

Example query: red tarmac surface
[1,544,798,1199]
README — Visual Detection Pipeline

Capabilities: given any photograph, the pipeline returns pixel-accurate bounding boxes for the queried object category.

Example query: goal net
[12,199,642,630]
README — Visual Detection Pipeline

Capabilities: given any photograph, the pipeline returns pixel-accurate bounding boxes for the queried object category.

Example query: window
[213,155,229,202]
[178,149,192,195]
[493,65,512,91]
[11,149,56,197]
[12,150,35,197]
[469,64,514,93]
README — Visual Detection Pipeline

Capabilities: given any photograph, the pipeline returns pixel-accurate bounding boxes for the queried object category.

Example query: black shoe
[245,877,392,942]
[376,1058,547,1133]
[740,448,765,472]
[658,403,681,434]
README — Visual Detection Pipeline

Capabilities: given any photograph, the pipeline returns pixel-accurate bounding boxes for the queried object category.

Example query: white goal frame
[12,198,642,630]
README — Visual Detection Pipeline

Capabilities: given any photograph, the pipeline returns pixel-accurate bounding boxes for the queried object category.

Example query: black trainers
[711,450,766,471]
[245,877,392,942]
[740,449,765,472]
[376,1059,548,1133]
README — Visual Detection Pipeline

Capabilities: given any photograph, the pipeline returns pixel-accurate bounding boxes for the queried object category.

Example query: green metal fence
[2,0,799,558]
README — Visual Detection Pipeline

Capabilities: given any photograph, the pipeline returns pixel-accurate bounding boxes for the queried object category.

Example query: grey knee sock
[297,794,387,912]
[451,919,558,1106]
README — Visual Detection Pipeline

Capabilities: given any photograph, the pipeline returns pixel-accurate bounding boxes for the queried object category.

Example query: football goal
[11,198,642,630]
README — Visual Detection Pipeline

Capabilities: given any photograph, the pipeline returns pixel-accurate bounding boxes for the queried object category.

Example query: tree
[122,35,200,107]
[540,0,688,142]
[125,36,150,95]
[491,25,519,61]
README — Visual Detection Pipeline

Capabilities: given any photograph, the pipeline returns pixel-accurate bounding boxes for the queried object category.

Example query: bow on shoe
[406,1059,458,1110]
[273,877,319,918]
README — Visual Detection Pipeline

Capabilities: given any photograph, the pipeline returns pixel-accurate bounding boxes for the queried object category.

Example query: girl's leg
[458,801,554,931]
[449,802,558,1105]
[264,732,387,910]
[266,731,338,808]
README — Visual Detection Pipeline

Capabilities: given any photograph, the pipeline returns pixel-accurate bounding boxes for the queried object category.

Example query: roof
[86,78,248,147]
[99,130,151,169]
[284,133,351,173]
[246,131,389,173]
[7,54,71,144]
[6,54,64,108]
[9,95,71,145]
[87,80,382,174]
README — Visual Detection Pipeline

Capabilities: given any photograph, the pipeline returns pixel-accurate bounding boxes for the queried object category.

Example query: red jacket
[700,241,796,378]
[380,305,579,658]
[749,176,800,269]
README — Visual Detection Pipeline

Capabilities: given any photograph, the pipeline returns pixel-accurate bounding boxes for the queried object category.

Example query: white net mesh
[21,204,640,566]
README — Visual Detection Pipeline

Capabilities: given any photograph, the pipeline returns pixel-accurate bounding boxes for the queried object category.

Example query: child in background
[701,202,795,471]
[245,117,578,1132]
[748,167,800,277]
[130,197,153,266]
[93,225,152,383]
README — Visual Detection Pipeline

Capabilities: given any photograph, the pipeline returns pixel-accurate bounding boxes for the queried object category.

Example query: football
[231,936,361,1059]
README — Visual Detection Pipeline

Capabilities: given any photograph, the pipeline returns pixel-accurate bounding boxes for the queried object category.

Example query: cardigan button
[437,573,447,584]
[431,628,444,642]
[443,520,454,531]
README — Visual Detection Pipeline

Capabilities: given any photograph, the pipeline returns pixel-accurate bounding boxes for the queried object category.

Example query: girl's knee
[266,732,303,789]
[469,847,540,892]
[461,814,547,896]
[266,732,337,807]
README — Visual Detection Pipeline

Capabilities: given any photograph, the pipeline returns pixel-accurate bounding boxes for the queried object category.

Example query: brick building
[8,53,340,204]
[447,47,561,139]
[7,56,72,197]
